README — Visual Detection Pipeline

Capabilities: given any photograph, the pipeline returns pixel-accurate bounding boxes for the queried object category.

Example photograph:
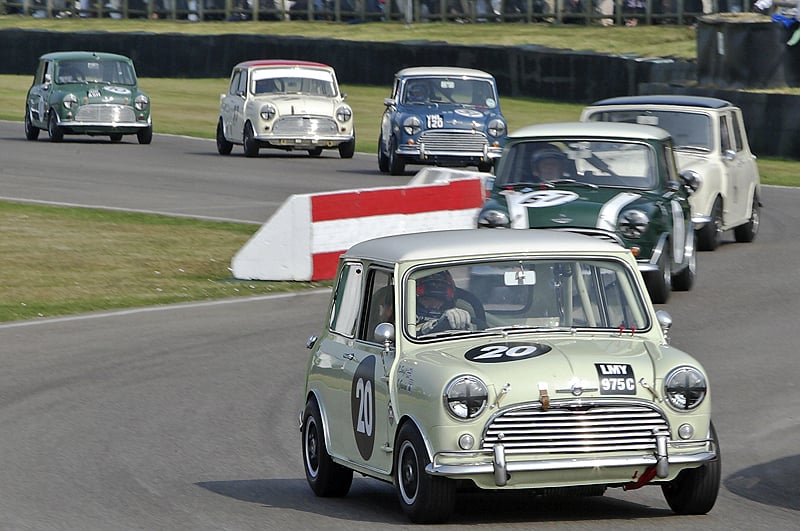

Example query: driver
[406,82,429,104]
[416,271,472,335]
[531,145,569,181]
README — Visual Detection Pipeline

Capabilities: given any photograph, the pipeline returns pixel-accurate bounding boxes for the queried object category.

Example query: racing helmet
[416,271,456,319]
[407,81,428,102]
[531,145,567,177]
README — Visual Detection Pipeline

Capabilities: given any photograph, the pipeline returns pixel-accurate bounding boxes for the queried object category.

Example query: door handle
[343,353,355,361]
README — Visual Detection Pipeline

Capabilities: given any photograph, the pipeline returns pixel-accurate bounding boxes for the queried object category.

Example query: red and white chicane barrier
[231,169,487,281]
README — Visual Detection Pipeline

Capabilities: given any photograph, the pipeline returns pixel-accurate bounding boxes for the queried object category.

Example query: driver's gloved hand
[439,308,472,330]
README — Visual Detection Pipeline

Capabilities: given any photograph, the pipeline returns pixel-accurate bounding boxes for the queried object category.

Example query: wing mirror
[374,322,395,348]
[678,169,701,194]
[656,310,673,343]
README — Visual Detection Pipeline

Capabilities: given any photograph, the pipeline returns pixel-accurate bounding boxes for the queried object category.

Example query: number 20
[355,378,373,436]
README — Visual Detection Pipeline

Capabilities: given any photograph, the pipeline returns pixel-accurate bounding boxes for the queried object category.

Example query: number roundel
[351,356,376,460]
[465,343,552,363]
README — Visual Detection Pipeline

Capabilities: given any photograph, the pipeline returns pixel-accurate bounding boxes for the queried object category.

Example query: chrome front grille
[272,116,338,136]
[74,104,136,123]
[419,130,489,153]
[482,401,669,455]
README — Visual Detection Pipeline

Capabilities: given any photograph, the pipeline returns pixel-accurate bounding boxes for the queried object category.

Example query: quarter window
[329,263,363,337]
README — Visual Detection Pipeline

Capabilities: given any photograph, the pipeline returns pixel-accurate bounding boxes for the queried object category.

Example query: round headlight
[134,94,149,111]
[63,93,78,110]
[335,105,352,122]
[477,209,510,228]
[619,209,649,239]
[260,103,277,121]
[664,366,707,411]
[487,118,506,138]
[444,375,488,420]
[402,115,421,136]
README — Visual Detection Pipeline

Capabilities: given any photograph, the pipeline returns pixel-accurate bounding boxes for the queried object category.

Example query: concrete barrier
[231,174,486,281]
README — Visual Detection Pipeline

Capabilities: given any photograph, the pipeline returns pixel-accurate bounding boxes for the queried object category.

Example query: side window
[329,262,363,338]
[238,70,248,95]
[228,71,241,96]
[42,61,52,84]
[360,269,394,343]
[731,112,745,153]
[719,115,731,153]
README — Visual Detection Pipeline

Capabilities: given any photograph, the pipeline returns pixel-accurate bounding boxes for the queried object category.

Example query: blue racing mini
[378,66,507,175]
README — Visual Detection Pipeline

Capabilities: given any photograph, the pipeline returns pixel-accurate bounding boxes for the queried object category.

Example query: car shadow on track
[725,454,800,512]
[196,478,674,524]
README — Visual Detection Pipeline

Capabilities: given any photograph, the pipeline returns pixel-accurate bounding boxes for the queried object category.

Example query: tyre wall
[0,28,694,102]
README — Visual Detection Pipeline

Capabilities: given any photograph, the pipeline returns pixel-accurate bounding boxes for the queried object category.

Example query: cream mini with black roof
[581,95,762,251]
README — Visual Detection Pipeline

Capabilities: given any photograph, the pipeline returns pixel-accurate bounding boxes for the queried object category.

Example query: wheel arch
[391,414,434,478]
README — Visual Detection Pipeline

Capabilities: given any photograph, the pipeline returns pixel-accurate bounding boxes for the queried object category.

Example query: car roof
[234,59,333,70]
[587,95,733,109]
[395,66,495,79]
[343,229,629,265]
[39,51,133,62]
[509,121,671,141]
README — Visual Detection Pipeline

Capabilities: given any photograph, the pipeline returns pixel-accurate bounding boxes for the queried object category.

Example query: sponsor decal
[88,88,101,98]
[465,342,552,363]
[104,86,131,95]
[454,108,484,118]
[351,356,376,460]
[595,363,637,395]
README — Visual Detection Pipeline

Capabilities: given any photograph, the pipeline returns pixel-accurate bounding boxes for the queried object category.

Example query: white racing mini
[300,229,719,524]
[216,59,355,158]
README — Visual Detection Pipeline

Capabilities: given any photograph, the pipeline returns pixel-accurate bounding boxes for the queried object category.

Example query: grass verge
[0,201,327,323]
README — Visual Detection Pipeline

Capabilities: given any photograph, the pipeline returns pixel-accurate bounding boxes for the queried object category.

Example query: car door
[719,111,749,226]
[220,68,246,143]
[349,267,396,474]
[311,263,395,472]
[28,59,53,126]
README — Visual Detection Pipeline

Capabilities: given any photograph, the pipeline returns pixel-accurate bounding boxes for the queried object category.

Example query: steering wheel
[455,287,487,330]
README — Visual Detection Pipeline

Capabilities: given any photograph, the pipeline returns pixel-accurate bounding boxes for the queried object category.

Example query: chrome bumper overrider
[426,433,717,487]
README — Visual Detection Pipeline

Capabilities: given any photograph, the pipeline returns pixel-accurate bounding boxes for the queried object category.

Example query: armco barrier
[231,176,486,281]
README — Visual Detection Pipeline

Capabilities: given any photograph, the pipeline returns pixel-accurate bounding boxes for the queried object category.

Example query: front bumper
[427,433,717,488]
[257,134,353,149]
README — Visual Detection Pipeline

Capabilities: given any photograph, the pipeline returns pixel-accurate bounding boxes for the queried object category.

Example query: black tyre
[216,120,232,155]
[338,137,355,159]
[243,122,259,158]
[47,110,63,143]
[734,194,760,243]
[644,244,671,304]
[302,399,353,497]
[137,126,153,145]
[308,147,323,157]
[671,237,696,292]
[24,106,40,141]
[388,136,406,176]
[394,423,455,524]
[662,422,721,514]
[110,133,123,143]
[378,134,390,173]
[477,161,493,172]
[697,197,722,251]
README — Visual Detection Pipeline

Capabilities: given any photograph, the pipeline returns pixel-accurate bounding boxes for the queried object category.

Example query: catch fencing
[2,0,737,26]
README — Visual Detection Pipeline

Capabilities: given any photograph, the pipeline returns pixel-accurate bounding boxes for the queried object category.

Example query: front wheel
[243,122,259,158]
[671,237,696,292]
[216,120,232,154]
[388,136,405,176]
[662,422,721,514]
[697,197,722,251]
[394,423,455,524]
[338,137,355,159]
[47,110,63,143]
[644,244,671,304]
[377,134,390,172]
[302,399,353,497]
[24,106,40,140]
[734,194,760,243]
